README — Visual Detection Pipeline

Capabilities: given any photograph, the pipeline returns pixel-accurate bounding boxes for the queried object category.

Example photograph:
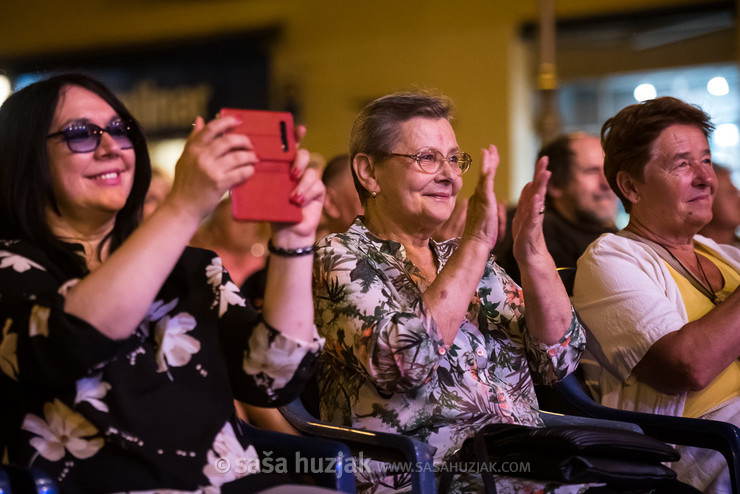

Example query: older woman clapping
[573,96,740,493]
[313,91,585,493]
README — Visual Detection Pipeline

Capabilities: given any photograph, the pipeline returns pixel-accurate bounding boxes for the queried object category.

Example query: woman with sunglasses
[0,73,327,493]
[313,91,585,493]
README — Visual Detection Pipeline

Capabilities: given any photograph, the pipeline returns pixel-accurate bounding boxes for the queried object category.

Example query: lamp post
[536,0,561,143]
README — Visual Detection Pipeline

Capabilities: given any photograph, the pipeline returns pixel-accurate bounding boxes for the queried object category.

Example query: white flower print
[29,305,51,338]
[206,257,224,288]
[243,327,307,390]
[154,311,200,374]
[22,399,104,462]
[148,298,180,323]
[217,281,245,318]
[205,258,245,317]
[0,318,18,380]
[75,373,112,412]
[0,250,46,273]
[203,422,259,487]
[138,298,179,338]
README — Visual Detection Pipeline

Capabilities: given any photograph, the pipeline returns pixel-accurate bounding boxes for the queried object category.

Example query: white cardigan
[572,232,740,418]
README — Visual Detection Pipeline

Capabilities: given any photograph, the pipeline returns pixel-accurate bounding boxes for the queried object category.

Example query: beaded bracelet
[267,240,315,257]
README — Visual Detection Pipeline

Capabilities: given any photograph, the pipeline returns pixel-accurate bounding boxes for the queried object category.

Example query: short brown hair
[601,96,714,212]
[349,91,453,204]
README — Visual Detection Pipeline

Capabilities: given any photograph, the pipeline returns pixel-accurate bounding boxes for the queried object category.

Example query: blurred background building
[0,0,736,204]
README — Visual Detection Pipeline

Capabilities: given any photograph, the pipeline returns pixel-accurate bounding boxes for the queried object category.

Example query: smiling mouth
[89,171,122,180]
[689,195,711,202]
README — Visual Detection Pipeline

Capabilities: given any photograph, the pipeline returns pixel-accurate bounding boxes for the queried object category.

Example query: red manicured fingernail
[291,192,305,206]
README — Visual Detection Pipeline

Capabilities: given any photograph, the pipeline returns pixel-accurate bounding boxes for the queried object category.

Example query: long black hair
[0,73,151,278]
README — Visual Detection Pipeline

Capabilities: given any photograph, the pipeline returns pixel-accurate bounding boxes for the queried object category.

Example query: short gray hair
[349,91,453,204]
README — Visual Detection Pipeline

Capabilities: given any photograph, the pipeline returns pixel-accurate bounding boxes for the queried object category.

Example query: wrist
[271,229,316,250]
[150,199,203,234]
[459,233,495,255]
[267,240,314,257]
[517,253,556,278]
[159,193,210,224]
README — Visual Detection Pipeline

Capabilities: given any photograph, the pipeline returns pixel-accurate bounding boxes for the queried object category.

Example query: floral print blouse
[0,239,323,494]
[313,219,585,493]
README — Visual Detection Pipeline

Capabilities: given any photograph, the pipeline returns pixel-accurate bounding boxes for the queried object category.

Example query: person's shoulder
[0,239,60,298]
[182,245,220,263]
[317,220,366,251]
[695,233,730,251]
[579,232,631,267]
[581,231,617,253]
[695,234,740,264]
[1,238,44,253]
[0,238,51,273]
[173,246,224,278]
[584,231,649,253]
[580,231,664,273]
[0,238,32,253]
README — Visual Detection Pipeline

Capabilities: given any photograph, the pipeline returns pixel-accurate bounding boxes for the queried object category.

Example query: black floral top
[0,239,323,493]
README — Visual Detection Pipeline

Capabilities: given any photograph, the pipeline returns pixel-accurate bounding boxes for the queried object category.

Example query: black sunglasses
[47,120,134,153]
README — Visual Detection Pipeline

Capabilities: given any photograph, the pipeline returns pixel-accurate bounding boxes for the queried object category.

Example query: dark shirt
[493,206,616,294]
[0,239,321,493]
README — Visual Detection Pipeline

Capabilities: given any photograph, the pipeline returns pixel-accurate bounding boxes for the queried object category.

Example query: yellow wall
[0,0,734,200]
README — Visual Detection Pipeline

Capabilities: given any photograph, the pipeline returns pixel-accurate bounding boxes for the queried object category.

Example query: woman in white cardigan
[573,96,740,494]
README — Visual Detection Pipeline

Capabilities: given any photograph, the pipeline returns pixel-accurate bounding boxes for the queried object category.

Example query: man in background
[494,132,618,294]
[315,154,364,241]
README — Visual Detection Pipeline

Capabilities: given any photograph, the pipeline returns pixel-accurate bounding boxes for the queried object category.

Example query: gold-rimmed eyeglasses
[389,149,472,175]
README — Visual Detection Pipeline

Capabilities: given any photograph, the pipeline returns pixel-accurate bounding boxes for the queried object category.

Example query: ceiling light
[715,123,739,147]
[707,76,729,96]
[634,83,656,102]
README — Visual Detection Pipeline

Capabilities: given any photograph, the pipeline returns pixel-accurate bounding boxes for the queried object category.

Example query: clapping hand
[512,155,550,264]
[461,145,502,249]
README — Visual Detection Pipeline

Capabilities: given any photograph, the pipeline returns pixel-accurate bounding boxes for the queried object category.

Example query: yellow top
[663,244,740,418]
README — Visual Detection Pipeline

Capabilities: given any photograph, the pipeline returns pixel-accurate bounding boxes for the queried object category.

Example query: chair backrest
[236,419,356,493]
[297,371,321,419]
[0,464,59,494]
[554,371,740,494]
[279,385,437,494]
[558,262,740,491]
[556,266,577,296]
